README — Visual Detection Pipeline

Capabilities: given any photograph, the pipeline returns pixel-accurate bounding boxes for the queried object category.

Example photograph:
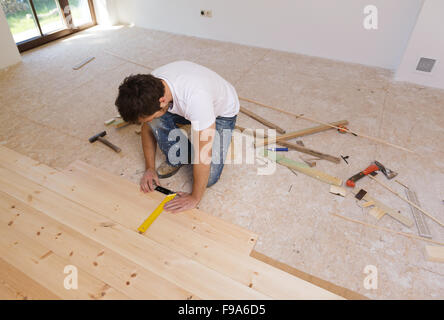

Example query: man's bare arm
[191,124,215,201]
[164,123,215,213]
[140,122,160,192]
[141,122,157,170]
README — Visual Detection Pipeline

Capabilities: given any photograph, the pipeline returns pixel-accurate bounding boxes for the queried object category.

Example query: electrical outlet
[200,10,212,18]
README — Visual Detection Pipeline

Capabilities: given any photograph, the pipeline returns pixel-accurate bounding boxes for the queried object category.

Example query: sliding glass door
[0,0,96,51]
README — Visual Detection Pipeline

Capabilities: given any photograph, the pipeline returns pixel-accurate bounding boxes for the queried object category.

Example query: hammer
[89,131,121,153]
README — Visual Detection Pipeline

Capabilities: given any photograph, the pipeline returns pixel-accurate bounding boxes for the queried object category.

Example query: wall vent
[416,57,436,72]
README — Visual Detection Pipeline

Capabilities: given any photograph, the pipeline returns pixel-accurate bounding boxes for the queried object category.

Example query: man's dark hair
[115,74,165,123]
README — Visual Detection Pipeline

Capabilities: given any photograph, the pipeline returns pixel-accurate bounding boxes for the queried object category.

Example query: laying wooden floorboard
[251,251,367,300]
[0,166,269,299]
[0,146,342,299]
[0,146,257,256]
[0,191,198,300]
[0,223,128,300]
[56,164,342,299]
[66,160,258,254]
[0,258,60,300]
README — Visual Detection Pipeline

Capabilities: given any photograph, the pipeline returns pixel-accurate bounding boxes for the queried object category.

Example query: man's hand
[164,192,199,214]
[140,168,160,193]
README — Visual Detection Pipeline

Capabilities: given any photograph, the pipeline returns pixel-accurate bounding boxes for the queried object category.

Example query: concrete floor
[0,25,443,299]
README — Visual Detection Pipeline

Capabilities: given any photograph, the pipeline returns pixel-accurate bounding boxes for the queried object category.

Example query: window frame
[11,0,97,52]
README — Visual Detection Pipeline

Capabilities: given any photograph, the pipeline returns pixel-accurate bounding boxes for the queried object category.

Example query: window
[0,0,96,52]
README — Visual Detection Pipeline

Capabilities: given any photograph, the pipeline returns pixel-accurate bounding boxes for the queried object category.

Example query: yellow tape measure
[137,193,176,234]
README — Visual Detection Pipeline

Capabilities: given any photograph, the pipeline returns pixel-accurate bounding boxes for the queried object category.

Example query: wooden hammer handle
[97,137,121,153]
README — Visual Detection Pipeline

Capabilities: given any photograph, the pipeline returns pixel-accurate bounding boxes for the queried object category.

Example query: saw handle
[346,164,379,187]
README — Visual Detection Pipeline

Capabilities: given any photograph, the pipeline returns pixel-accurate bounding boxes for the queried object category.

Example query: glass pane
[33,0,66,34]
[68,0,92,27]
[0,0,40,43]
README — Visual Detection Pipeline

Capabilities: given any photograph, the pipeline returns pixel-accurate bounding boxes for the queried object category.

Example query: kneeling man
[115,61,239,213]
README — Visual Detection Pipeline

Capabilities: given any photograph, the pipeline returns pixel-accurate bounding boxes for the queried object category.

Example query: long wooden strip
[262,150,342,186]
[0,191,198,300]
[0,166,268,300]
[240,106,286,134]
[255,120,349,147]
[236,125,340,163]
[57,166,342,299]
[425,246,444,262]
[369,175,444,227]
[0,223,128,300]
[0,146,258,256]
[269,140,340,163]
[331,213,444,246]
[72,56,95,70]
[0,257,60,300]
[239,96,416,154]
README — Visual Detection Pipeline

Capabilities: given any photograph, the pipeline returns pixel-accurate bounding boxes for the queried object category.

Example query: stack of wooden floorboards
[0,146,342,300]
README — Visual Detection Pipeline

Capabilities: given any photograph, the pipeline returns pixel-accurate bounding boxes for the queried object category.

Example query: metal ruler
[405,189,432,238]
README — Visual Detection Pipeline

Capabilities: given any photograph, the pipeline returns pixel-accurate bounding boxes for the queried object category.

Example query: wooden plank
[0,146,258,256]
[236,125,340,163]
[0,257,60,300]
[250,250,368,300]
[255,120,349,147]
[362,193,413,227]
[0,166,269,300]
[240,106,286,134]
[263,150,343,186]
[0,147,342,299]
[330,185,347,197]
[53,166,342,299]
[265,140,340,164]
[68,160,259,255]
[239,96,416,154]
[0,223,128,300]
[72,56,95,70]
[425,246,444,263]
[0,191,198,300]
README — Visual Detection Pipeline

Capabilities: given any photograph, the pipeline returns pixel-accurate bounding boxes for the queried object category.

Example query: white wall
[93,0,119,26]
[0,8,21,70]
[395,0,444,89]
[114,0,423,70]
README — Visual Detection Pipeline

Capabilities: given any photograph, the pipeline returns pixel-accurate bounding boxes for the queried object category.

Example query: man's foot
[156,161,182,179]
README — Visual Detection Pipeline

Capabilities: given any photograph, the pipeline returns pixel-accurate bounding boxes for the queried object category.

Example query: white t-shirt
[151,61,240,130]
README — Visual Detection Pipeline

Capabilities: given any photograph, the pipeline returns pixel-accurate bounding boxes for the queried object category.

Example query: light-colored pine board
[263,150,342,186]
[0,223,128,300]
[0,146,341,299]
[362,193,413,227]
[0,282,17,300]
[0,146,258,256]
[425,246,444,263]
[0,258,60,300]
[72,56,95,70]
[239,106,286,134]
[67,160,258,254]
[255,120,349,147]
[0,191,198,300]
[0,165,269,300]
[47,167,342,299]
[250,250,368,300]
